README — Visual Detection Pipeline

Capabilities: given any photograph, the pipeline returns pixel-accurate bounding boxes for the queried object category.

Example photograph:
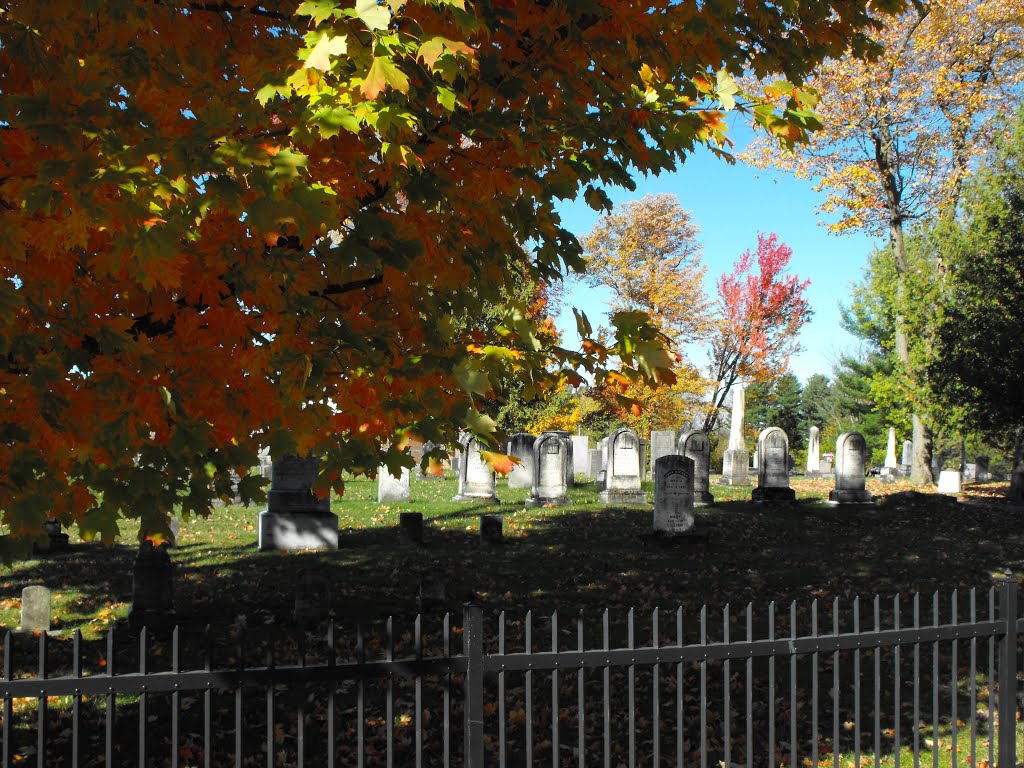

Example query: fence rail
[1,579,1021,767]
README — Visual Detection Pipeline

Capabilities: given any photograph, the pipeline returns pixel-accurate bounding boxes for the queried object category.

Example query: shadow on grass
[4,487,1023,637]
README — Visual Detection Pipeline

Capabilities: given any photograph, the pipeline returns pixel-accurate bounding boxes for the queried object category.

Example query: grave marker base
[598,490,648,506]
[827,489,875,504]
[452,493,500,503]
[524,494,571,507]
[258,511,339,551]
[751,486,797,503]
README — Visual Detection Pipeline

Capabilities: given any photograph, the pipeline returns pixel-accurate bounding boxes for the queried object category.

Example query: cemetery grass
[2,477,1024,768]
[2,476,1023,636]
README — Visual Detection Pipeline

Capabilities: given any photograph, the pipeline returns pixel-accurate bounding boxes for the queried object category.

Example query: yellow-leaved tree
[744,0,1024,485]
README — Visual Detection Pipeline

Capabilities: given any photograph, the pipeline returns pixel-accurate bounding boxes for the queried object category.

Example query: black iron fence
[2,579,1022,767]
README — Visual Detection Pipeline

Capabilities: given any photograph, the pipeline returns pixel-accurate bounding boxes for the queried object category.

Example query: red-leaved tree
[702,233,812,435]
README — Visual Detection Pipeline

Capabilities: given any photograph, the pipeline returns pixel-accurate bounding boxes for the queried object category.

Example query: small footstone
[293,571,332,626]
[480,514,503,545]
[399,512,424,545]
[20,586,51,632]
[418,572,448,612]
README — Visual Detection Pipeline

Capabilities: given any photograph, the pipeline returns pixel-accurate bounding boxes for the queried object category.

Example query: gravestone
[377,465,411,503]
[526,432,571,507]
[20,586,50,632]
[976,456,991,482]
[416,441,446,479]
[806,427,821,476]
[480,514,503,544]
[258,454,338,551]
[937,470,962,494]
[571,436,590,478]
[721,384,750,486]
[549,430,575,487]
[418,572,448,611]
[880,428,899,482]
[453,435,499,503]
[819,457,833,475]
[649,430,677,475]
[678,430,714,506]
[963,463,977,483]
[652,455,695,535]
[128,541,176,633]
[751,427,796,502]
[639,439,649,482]
[1011,455,1024,501]
[399,512,424,545]
[595,437,610,491]
[293,571,331,626]
[900,440,912,476]
[257,448,273,479]
[507,433,536,489]
[828,432,874,504]
[168,515,180,547]
[598,428,647,506]
[588,449,602,482]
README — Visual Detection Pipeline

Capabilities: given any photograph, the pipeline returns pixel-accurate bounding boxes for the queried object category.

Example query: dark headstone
[128,540,176,633]
[399,512,424,545]
[480,514,503,545]
[293,571,332,626]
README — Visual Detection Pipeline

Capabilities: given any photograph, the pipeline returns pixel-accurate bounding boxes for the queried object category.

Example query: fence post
[464,601,485,768]
[997,574,1018,768]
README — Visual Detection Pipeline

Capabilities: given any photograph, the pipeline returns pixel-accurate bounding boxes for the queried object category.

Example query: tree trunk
[877,124,933,487]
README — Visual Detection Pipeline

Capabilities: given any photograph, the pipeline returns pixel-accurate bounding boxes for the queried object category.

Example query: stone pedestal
[751,485,797,502]
[937,470,962,494]
[720,449,750,486]
[128,541,176,633]
[258,455,338,551]
[258,511,339,550]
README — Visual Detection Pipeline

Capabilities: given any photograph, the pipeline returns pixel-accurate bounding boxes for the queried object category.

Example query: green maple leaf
[361,57,409,98]
[296,0,340,24]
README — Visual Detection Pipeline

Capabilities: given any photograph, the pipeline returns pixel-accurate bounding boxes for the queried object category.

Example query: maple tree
[701,233,811,436]
[744,0,1024,484]
[582,193,711,343]
[0,0,905,555]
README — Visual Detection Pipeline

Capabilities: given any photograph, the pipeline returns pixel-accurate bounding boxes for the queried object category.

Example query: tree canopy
[928,111,1024,442]
[744,0,1024,484]
[1,0,904,555]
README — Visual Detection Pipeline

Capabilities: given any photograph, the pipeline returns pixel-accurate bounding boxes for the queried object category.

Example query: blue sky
[551,119,884,384]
